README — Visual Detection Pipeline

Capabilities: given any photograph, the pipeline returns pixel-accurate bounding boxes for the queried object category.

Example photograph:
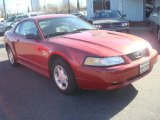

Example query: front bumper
[75,49,158,90]
[101,27,130,32]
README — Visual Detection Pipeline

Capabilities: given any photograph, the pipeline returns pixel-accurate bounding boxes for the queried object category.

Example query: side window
[30,14,37,17]
[19,21,38,36]
[23,15,29,18]
[15,24,21,34]
[16,16,23,21]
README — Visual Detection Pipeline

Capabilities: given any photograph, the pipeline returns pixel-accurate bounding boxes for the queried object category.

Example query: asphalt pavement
[0,28,160,120]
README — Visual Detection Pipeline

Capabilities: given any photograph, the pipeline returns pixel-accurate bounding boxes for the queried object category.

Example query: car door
[14,20,48,73]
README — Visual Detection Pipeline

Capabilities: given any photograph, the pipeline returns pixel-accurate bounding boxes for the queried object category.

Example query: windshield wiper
[72,28,95,32]
[44,32,69,38]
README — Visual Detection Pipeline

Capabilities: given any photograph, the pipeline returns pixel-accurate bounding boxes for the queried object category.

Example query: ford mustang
[4,14,158,94]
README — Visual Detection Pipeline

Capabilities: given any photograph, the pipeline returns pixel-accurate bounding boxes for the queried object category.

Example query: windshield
[38,17,96,38]
[6,16,16,22]
[95,11,121,19]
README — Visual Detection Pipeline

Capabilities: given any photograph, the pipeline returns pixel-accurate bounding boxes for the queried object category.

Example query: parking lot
[0,28,160,120]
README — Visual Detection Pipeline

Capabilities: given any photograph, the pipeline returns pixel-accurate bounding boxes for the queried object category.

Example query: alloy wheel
[8,49,15,64]
[54,65,69,90]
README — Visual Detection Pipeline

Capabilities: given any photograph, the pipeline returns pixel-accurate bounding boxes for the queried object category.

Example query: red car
[4,14,158,94]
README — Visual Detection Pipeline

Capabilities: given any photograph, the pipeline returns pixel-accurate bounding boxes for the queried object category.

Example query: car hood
[48,30,148,57]
[93,18,128,24]
[0,21,12,27]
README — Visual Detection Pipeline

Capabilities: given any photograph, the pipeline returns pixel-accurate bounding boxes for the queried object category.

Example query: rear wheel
[51,58,78,94]
[6,47,18,66]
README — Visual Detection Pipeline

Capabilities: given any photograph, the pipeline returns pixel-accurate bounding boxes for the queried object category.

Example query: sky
[0,0,86,14]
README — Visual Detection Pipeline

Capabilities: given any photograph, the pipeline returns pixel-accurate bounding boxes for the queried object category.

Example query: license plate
[140,61,150,74]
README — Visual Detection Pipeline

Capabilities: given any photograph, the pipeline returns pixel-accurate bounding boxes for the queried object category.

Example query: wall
[87,0,94,18]
[87,0,144,21]
[111,0,144,21]
[123,0,144,21]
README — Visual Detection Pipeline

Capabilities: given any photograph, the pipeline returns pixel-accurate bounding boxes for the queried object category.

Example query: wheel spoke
[54,65,69,90]
[8,49,14,64]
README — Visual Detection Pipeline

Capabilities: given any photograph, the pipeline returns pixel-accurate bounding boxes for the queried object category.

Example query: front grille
[127,48,148,61]
[100,22,122,29]
[113,23,122,28]
[101,23,111,28]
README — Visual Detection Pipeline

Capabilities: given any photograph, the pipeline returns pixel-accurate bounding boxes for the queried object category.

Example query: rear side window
[15,23,21,34]
[15,21,38,37]
[20,21,37,36]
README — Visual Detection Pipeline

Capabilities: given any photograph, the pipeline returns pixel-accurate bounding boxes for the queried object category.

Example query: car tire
[6,47,18,66]
[51,58,78,94]
[157,28,160,42]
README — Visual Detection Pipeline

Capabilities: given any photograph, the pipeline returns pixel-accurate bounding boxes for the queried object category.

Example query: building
[31,0,40,12]
[87,0,160,21]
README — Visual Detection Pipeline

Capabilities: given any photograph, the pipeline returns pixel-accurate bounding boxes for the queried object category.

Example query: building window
[93,0,110,13]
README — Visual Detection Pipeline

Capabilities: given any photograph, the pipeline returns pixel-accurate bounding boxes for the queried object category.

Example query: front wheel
[51,58,78,94]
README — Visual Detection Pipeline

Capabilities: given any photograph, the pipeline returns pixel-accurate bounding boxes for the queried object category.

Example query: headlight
[94,24,102,29]
[84,56,125,66]
[121,23,128,27]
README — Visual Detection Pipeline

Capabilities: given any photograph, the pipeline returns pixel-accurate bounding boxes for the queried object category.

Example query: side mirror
[26,34,37,39]
[6,26,12,31]
[122,14,126,18]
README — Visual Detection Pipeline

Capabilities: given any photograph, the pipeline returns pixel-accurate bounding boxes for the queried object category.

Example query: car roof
[25,14,76,21]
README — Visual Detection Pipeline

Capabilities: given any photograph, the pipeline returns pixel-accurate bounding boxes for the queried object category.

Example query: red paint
[4,15,158,90]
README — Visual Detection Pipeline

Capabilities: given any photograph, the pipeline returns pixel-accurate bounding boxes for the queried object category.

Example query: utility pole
[68,0,70,13]
[2,0,7,19]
